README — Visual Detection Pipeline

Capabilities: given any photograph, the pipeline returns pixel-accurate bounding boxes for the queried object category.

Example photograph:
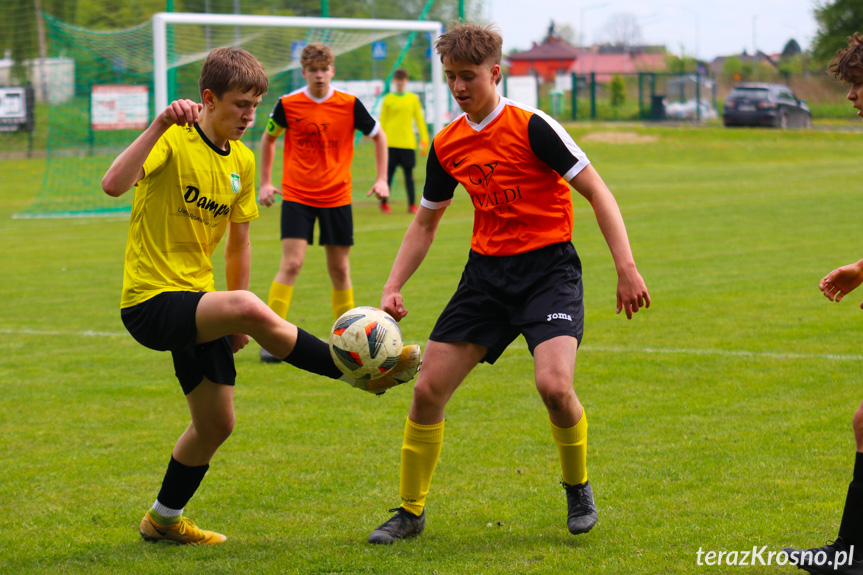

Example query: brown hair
[829,33,863,83]
[393,68,409,81]
[199,47,268,99]
[435,22,502,70]
[301,43,335,69]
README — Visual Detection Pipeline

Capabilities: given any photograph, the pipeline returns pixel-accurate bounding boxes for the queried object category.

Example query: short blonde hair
[301,43,335,69]
[199,47,268,99]
[829,33,863,83]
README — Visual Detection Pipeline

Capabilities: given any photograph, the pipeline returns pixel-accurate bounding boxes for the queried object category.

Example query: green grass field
[2,124,863,574]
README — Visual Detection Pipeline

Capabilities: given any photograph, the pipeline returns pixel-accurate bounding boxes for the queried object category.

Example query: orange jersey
[266,87,379,207]
[422,98,590,256]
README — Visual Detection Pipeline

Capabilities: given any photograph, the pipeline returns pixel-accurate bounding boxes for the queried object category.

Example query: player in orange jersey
[367,23,650,544]
[258,43,389,362]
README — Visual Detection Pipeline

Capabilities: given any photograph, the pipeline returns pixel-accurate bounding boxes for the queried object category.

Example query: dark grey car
[722,83,812,129]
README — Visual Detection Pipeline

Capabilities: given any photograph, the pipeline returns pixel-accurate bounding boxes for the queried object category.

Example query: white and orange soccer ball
[329,307,403,380]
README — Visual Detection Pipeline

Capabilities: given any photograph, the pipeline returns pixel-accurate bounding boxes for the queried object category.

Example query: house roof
[508,40,582,61]
[571,52,667,78]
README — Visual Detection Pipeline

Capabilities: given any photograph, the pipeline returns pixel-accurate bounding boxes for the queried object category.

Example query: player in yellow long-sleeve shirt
[379,69,429,214]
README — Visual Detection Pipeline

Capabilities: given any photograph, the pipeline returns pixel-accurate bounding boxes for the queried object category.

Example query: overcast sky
[487,0,819,61]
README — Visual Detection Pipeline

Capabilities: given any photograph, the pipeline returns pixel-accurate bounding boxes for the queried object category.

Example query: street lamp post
[579,2,608,73]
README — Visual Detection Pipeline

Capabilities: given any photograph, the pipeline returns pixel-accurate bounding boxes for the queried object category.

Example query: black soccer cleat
[563,480,598,535]
[783,537,863,575]
[368,507,425,544]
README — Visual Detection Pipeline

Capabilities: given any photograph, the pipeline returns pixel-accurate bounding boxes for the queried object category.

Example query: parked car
[722,83,812,129]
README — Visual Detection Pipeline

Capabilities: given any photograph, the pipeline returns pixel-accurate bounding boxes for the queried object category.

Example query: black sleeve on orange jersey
[422,143,459,203]
[353,98,377,135]
[527,114,577,178]
[269,98,287,128]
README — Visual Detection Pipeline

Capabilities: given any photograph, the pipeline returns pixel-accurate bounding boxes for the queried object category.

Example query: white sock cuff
[152,499,183,518]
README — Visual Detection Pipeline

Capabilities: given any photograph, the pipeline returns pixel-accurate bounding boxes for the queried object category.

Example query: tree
[601,12,642,49]
[609,74,626,107]
[782,38,801,58]
[812,0,863,66]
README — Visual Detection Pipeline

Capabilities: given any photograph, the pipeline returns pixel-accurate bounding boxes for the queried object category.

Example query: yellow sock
[332,288,354,319]
[399,418,445,516]
[267,281,294,320]
[551,408,588,486]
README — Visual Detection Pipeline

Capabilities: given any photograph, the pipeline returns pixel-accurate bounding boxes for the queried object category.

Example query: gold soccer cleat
[347,344,421,395]
[139,512,227,545]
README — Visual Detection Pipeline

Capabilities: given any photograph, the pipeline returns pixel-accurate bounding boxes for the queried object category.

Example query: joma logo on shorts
[547,313,572,322]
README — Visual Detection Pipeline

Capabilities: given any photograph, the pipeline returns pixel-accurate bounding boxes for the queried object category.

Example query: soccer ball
[329,307,403,380]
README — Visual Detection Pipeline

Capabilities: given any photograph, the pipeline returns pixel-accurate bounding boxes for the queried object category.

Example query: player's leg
[195,290,418,393]
[325,244,353,318]
[403,149,417,212]
[381,147,397,213]
[141,339,236,546]
[533,336,595,535]
[369,340,486,544]
[269,238,307,313]
[320,205,355,319]
[783,401,863,572]
[262,200,314,361]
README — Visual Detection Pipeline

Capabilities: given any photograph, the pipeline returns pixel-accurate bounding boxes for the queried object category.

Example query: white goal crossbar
[152,12,446,134]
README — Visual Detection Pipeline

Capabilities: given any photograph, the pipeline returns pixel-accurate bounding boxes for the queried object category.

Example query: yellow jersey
[120,124,259,308]
[380,91,429,150]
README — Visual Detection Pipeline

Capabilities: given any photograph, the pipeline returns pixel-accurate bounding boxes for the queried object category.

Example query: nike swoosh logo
[454,157,467,167]
[147,517,168,536]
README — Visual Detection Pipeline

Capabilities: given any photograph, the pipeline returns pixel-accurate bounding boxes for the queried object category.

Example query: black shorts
[121,291,236,395]
[280,200,353,246]
[429,242,584,364]
[388,147,416,171]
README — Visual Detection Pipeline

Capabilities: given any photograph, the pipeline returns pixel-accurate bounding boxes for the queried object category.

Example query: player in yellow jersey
[102,47,419,546]
[257,43,389,362]
[378,68,429,214]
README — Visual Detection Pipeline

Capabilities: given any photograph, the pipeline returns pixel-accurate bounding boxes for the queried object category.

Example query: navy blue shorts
[280,200,353,246]
[429,242,584,364]
[121,291,236,394]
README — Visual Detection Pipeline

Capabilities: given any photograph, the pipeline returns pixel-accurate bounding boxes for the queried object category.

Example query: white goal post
[152,12,446,135]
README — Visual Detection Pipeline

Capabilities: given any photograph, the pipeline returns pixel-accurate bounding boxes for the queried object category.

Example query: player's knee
[538,384,576,414]
[853,404,863,436]
[196,415,235,446]
[280,255,304,278]
[327,263,350,285]
[227,291,270,323]
[412,376,447,409]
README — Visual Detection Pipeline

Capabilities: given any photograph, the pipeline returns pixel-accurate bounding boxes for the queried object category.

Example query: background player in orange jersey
[258,43,389,362]
[367,23,650,544]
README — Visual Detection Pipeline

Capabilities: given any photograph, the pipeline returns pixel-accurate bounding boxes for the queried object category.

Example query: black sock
[838,453,863,558]
[283,327,343,380]
[855,452,863,482]
[156,456,209,510]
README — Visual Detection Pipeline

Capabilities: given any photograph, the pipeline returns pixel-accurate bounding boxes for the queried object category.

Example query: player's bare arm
[225,221,252,353]
[102,99,201,197]
[820,259,863,306]
[367,129,390,200]
[571,164,650,319]
[381,205,446,320]
[258,130,280,207]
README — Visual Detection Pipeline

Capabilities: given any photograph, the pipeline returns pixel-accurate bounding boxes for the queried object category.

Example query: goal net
[15,12,443,219]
